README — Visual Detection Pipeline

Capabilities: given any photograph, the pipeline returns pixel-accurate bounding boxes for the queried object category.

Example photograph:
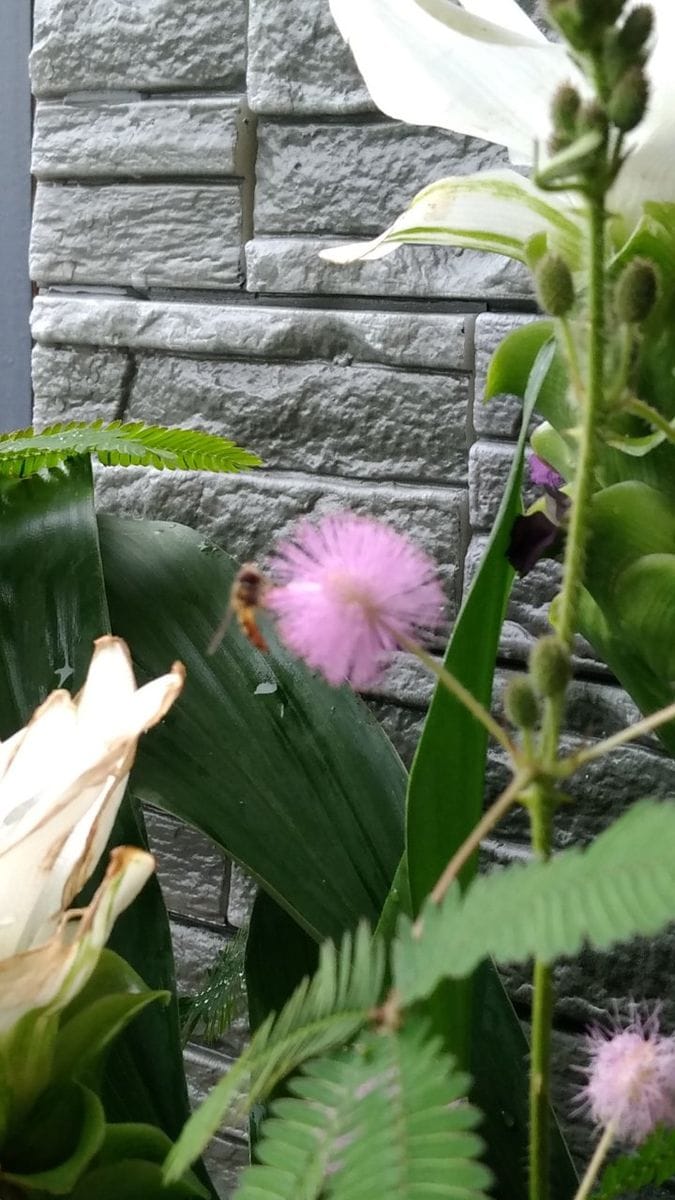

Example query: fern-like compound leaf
[234,1022,491,1200]
[395,800,675,1006]
[0,421,260,476]
[595,1125,675,1199]
[164,924,385,1184]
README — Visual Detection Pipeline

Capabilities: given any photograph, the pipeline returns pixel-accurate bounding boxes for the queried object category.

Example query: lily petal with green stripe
[320,170,584,268]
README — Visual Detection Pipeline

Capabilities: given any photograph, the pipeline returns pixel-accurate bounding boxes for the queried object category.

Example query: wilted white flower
[0,636,184,1034]
[322,0,675,265]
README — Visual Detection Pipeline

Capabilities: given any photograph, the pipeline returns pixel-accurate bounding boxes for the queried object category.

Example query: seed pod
[535,255,575,318]
[504,677,541,731]
[530,636,572,698]
[608,65,649,131]
[614,258,659,323]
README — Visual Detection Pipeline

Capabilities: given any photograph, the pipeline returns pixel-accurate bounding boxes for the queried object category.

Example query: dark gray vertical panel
[0,1,32,431]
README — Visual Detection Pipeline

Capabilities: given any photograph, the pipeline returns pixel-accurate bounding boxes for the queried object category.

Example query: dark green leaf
[1,1082,104,1194]
[0,422,260,477]
[53,989,169,1086]
[99,515,406,942]
[0,462,197,1164]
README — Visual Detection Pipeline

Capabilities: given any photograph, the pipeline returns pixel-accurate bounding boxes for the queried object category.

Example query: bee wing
[207,603,235,655]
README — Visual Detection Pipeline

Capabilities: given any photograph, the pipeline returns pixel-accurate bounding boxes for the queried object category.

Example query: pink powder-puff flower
[265,512,444,688]
[579,1008,675,1144]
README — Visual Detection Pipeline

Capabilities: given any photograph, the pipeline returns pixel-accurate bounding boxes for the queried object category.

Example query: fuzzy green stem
[528,194,607,1200]
[573,1123,615,1200]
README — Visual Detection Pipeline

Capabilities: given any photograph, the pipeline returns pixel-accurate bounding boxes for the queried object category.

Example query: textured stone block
[32,98,251,179]
[126,354,470,484]
[247,0,371,114]
[246,236,532,300]
[255,122,504,237]
[31,0,247,96]
[202,1134,249,1200]
[184,1044,248,1142]
[228,864,258,928]
[473,312,539,437]
[30,183,243,289]
[32,344,125,425]
[171,921,230,996]
[94,467,467,623]
[144,807,227,924]
[31,295,469,372]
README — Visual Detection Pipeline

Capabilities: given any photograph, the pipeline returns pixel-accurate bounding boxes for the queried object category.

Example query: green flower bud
[530,636,572,698]
[614,257,659,323]
[608,65,649,131]
[552,83,581,139]
[578,0,625,24]
[546,1,588,50]
[619,5,654,54]
[504,677,540,731]
[535,255,575,318]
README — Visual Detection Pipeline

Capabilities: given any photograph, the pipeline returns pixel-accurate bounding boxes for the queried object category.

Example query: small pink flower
[579,1009,675,1144]
[265,512,444,687]
[528,453,564,490]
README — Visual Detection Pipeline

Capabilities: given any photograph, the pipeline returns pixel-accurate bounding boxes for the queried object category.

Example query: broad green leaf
[0,421,259,477]
[99,515,406,942]
[234,1024,490,1200]
[405,345,541,1062]
[484,319,553,403]
[394,800,675,1006]
[164,925,386,1183]
[71,1159,208,1199]
[1,1082,104,1194]
[585,482,675,617]
[0,461,197,1162]
[320,171,584,267]
[577,587,675,757]
[53,989,169,1086]
[611,202,675,278]
[0,1008,58,1138]
[614,554,675,683]
[595,1123,675,1200]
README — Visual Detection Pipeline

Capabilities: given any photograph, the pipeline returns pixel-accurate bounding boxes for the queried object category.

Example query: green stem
[528,195,607,1200]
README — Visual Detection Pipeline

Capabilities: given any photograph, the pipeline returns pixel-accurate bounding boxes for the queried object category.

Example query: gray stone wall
[29,0,675,1189]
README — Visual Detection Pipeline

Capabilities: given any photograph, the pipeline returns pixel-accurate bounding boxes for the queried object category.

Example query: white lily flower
[322,0,675,265]
[0,636,185,1034]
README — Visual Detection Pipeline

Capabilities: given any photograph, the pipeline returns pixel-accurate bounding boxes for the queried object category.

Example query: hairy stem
[528,194,607,1200]
[573,1123,615,1200]
[624,396,675,444]
[401,637,517,758]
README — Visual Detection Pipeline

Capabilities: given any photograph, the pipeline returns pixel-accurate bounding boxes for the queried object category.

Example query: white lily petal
[125,662,186,737]
[75,636,137,743]
[455,0,545,41]
[0,746,131,957]
[0,846,154,1034]
[320,170,584,267]
[329,0,574,160]
[0,692,79,834]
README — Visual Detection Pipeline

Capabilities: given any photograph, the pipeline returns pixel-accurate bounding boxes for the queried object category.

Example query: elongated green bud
[552,83,581,140]
[614,257,658,323]
[504,677,540,731]
[619,6,654,54]
[530,636,572,698]
[535,255,575,317]
[608,66,649,131]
